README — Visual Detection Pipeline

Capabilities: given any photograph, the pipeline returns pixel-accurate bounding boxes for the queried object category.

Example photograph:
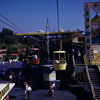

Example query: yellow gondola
[53,50,67,70]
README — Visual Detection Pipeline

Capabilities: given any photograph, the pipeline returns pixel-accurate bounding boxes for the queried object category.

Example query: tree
[2,28,13,36]
[0,42,6,49]
[5,35,17,44]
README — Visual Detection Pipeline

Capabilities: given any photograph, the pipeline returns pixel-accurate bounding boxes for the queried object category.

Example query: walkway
[8,85,93,100]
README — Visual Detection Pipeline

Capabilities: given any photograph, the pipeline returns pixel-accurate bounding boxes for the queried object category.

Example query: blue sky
[0,0,99,33]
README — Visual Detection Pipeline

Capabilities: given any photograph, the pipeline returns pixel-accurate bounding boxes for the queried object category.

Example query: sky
[0,0,99,33]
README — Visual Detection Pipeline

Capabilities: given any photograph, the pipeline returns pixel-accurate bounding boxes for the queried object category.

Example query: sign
[90,2,100,13]
[43,71,56,81]
[0,83,15,100]
[49,71,56,81]
[84,3,91,65]
[0,84,9,100]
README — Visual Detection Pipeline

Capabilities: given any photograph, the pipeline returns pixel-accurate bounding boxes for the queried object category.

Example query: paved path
[8,85,93,100]
[0,62,93,100]
[8,87,78,100]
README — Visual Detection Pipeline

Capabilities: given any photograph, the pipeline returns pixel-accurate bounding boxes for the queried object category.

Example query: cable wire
[0,14,25,33]
[0,18,23,32]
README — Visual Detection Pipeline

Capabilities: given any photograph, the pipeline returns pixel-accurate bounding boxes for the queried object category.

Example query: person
[34,54,37,59]
[24,82,28,98]
[61,57,64,60]
[9,72,15,82]
[9,74,13,82]
[52,81,55,91]
[4,95,9,100]
[49,82,55,97]
[2,61,5,66]
[27,85,32,100]
[55,60,59,63]
[95,97,98,100]
[24,82,32,100]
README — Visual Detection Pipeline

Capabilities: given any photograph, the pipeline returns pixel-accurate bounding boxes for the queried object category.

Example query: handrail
[91,53,100,65]
[73,54,85,66]
[75,64,85,66]
[72,54,76,67]
[92,53,100,61]
[84,55,96,99]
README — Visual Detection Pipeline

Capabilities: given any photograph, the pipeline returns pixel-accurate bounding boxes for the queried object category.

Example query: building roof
[91,14,100,24]
[16,31,83,36]
[53,51,66,53]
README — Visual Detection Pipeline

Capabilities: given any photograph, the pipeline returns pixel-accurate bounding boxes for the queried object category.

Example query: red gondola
[28,48,40,65]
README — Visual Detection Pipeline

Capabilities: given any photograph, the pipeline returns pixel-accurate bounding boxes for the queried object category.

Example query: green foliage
[0,42,6,49]
[4,56,9,61]
[7,44,18,54]
[5,35,17,44]
[9,55,17,59]
[16,43,28,49]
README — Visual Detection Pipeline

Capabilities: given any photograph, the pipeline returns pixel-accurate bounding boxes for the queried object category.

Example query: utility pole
[57,0,60,32]
[56,0,62,50]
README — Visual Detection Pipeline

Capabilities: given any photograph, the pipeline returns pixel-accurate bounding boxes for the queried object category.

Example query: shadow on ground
[59,85,93,100]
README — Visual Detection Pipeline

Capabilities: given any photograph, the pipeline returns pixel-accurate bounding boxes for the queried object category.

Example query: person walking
[52,81,55,92]
[24,82,32,100]
[49,82,55,97]
[24,82,28,98]
[27,85,32,100]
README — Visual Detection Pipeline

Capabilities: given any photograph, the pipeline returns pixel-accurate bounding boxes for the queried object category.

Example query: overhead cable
[0,14,25,33]
[0,18,23,32]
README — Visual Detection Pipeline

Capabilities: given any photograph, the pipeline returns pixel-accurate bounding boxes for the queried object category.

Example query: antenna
[46,19,50,60]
